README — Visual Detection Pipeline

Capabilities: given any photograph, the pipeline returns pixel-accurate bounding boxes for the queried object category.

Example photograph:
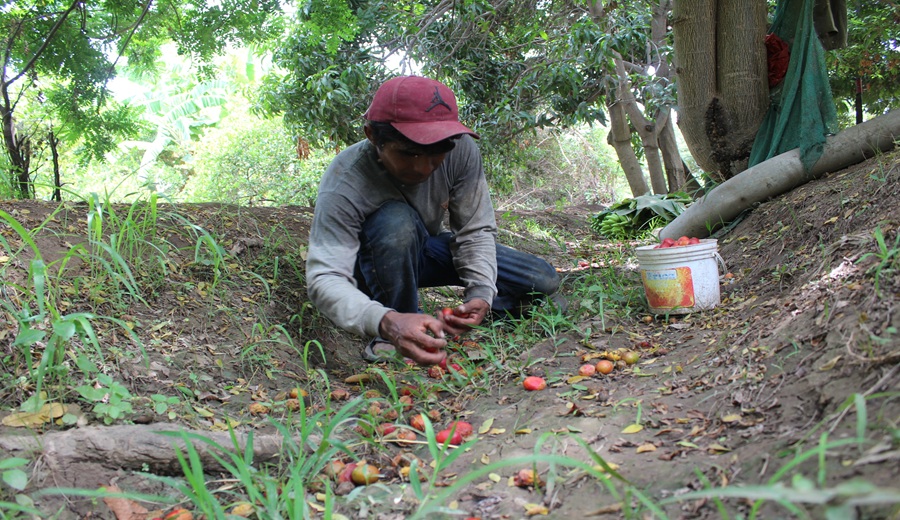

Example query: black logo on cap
[426,87,452,112]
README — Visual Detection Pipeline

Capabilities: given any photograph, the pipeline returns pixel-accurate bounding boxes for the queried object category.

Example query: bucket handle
[715,252,728,278]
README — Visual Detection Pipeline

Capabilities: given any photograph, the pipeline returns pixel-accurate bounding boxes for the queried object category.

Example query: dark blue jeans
[354,201,560,316]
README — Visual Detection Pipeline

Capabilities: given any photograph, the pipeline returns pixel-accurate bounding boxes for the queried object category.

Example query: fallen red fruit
[435,429,463,445]
[513,468,540,487]
[338,462,358,483]
[376,423,396,436]
[447,420,474,438]
[595,360,614,375]
[428,365,445,378]
[409,414,426,431]
[522,376,547,391]
[578,364,596,377]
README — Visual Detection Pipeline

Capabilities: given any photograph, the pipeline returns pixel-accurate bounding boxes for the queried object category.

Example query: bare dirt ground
[1,149,899,519]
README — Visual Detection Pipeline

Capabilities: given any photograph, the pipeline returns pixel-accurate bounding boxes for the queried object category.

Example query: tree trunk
[50,130,61,201]
[658,116,688,192]
[606,96,650,197]
[661,109,900,239]
[672,0,769,181]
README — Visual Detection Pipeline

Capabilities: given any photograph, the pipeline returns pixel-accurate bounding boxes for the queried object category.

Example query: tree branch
[4,0,82,89]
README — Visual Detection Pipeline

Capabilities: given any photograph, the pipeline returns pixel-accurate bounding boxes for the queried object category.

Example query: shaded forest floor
[1,150,899,519]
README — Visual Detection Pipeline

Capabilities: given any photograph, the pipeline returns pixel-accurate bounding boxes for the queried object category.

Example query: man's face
[375,141,448,186]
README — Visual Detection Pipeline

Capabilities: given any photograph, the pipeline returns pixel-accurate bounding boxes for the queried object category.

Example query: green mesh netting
[748,0,839,171]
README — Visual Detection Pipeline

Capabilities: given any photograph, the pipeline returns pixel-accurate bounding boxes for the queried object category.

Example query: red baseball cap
[364,76,479,145]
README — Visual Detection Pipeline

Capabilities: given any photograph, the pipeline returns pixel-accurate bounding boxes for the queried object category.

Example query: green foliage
[184,108,331,206]
[826,4,900,122]
[591,193,692,239]
[1,0,283,199]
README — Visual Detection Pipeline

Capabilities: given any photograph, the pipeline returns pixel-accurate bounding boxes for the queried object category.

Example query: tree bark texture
[672,0,769,181]
[0,423,292,487]
[660,109,900,240]
[606,96,650,197]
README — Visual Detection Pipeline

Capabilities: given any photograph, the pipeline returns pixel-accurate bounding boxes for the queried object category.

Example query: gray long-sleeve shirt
[305,135,498,338]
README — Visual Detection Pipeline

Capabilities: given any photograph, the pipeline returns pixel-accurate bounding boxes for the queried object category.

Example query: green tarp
[748,0,840,171]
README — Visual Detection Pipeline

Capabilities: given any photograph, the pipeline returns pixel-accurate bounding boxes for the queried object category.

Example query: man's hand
[437,298,489,337]
[379,311,448,365]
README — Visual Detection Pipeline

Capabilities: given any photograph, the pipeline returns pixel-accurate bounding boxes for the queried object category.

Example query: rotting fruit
[578,364,597,377]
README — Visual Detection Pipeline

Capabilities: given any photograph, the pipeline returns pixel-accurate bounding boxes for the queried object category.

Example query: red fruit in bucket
[688,237,701,244]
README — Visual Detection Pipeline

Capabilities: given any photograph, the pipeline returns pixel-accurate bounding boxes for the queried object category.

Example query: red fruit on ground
[578,364,596,377]
[447,420,474,438]
[428,365,445,378]
[435,429,463,445]
[595,360,614,375]
[338,462,357,483]
[522,376,547,391]
[409,414,426,431]
[376,423,396,436]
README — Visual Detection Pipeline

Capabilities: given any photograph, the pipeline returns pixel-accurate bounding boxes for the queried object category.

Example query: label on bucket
[642,267,694,309]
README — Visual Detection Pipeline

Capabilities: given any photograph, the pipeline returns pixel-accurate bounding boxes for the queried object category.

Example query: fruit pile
[654,236,701,248]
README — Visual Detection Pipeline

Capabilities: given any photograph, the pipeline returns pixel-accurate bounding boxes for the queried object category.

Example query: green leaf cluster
[591,192,692,239]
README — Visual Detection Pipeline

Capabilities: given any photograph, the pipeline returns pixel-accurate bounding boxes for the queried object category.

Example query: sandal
[362,337,399,364]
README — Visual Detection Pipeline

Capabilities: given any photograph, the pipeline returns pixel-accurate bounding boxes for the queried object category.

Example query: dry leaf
[636,443,657,453]
[2,402,66,428]
[721,414,742,423]
[621,424,643,434]
[515,428,532,435]
[101,485,148,520]
[524,503,549,516]
[478,418,494,434]
[229,502,255,517]
[818,356,842,371]
[708,443,731,453]
[344,373,371,384]
[481,454,490,465]
[488,472,502,482]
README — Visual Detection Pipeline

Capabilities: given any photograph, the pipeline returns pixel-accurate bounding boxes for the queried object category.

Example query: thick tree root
[0,423,293,486]
[662,110,900,239]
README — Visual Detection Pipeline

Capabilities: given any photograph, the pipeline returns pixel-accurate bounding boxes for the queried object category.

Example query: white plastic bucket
[634,239,723,314]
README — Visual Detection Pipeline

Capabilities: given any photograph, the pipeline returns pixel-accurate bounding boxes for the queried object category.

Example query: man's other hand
[437,298,489,337]
[379,311,448,366]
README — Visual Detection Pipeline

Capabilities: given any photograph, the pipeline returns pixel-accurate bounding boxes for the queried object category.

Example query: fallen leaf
[478,418,494,435]
[708,443,731,453]
[721,414,742,423]
[344,373,371,384]
[481,454,490,465]
[515,428,532,435]
[818,356,841,371]
[2,403,66,428]
[636,443,657,453]
[488,473,502,483]
[524,503,549,516]
[101,485,148,520]
[621,424,643,434]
